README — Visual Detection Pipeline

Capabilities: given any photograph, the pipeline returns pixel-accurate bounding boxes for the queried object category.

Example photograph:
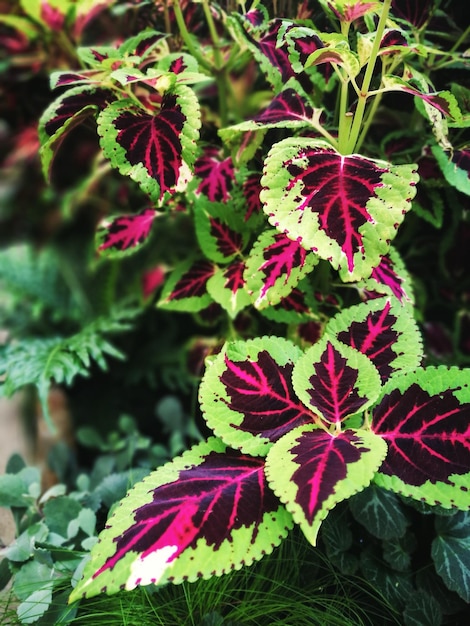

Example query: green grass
[72,532,402,626]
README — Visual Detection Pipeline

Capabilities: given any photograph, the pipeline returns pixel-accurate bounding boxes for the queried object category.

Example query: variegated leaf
[266,424,387,545]
[261,138,418,281]
[70,437,293,599]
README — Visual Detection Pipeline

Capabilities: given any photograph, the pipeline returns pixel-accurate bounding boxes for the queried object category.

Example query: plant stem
[201,0,230,128]
[345,0,392,154]
[173,0,211,72]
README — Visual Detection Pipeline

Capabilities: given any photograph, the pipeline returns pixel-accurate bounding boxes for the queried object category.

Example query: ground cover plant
[1,0,470,624]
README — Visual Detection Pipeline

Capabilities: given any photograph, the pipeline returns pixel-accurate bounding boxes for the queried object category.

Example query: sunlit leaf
[292,338,382,424]
[372,368,470,509]
[97,86,200,202]
[70,437,293,599]
[261,138,418,281]
[199,337,312,456]
[266,424,387,545]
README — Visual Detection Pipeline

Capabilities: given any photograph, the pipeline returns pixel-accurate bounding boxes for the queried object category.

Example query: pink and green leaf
[117,30,169,64]
[96,209,157,259]
[70,437,293,600]
[38,85,114,179]
[242,172,263,223]
[372,367,470,509]
[325,297,423,382]
[431,145,470,196]
[241,18,294,89]
[244,229,318,309]
[284,27,335,87]
[265,424,387,545]
[158,258,216,312]
[292,338,381,425]
[97,86,200,203]
[207,261,252,319]
[261,138,418,281]
[219,82,319,144]
[194,200,249,265]
[199,337,313,456]
[259,280,320,324]
[194,146,236,202]
[357,247,414,303]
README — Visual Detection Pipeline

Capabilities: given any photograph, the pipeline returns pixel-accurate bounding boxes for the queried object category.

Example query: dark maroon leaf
[169,56,188,74]
[44,87,114,137]
[380,29,408,50]
[369,254,407,302]
[253,88,314,124]
[284,146,389,273]
[195,147,235,202]
[167,260,216,301]
[222,260,247,294]
[304,342,368,424]
[372,382,470,487]
[242,172,263,221]
[97,209,156,256]
[219,350,312,444]
[391,0,435,28]
[92,446,282,582]
[111,94,186,200]
[210,218,244,259]
[336,300,399,381]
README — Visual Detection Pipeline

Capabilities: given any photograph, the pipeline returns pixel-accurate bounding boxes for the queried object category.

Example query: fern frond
[0,308,140,431]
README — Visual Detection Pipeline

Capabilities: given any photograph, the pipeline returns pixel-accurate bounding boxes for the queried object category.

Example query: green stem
[201,0,222,69]
[173,0,211,72]
[345,0,392,154]
[201,0,230,128]
[337,68,352,153]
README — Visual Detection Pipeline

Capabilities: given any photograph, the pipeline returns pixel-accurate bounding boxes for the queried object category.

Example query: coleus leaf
[357,247,414,303]
[259,282,319,324]
[236,18,294,90]
[242,172,263,223]
[265,424,387,545]
[372,367,470,509]
[219,82,319,144]
[49,69,105,88]
[117,30,169,64]
[292,338,382,425]
[325,0,381,23]
[207,261,252,319]
[199,337,313,457]
[96,209,157,258]
[38,85,114,180]
[69,437,293,600]
[158,258,216,312]
[383,72,461,120]
[97,86,201,202]
[194,200,249,265]
[73,0,116,40]
[431,145,470,197]
[325,297,422,382]
[303,33,361,79]
[244,229,318,309]
[194,146,236,202]
[284,27,335,87]
[261,138,418,281]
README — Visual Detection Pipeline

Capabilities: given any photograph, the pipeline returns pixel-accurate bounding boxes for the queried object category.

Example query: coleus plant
[29,0,470,607]
[69,294,470,600]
